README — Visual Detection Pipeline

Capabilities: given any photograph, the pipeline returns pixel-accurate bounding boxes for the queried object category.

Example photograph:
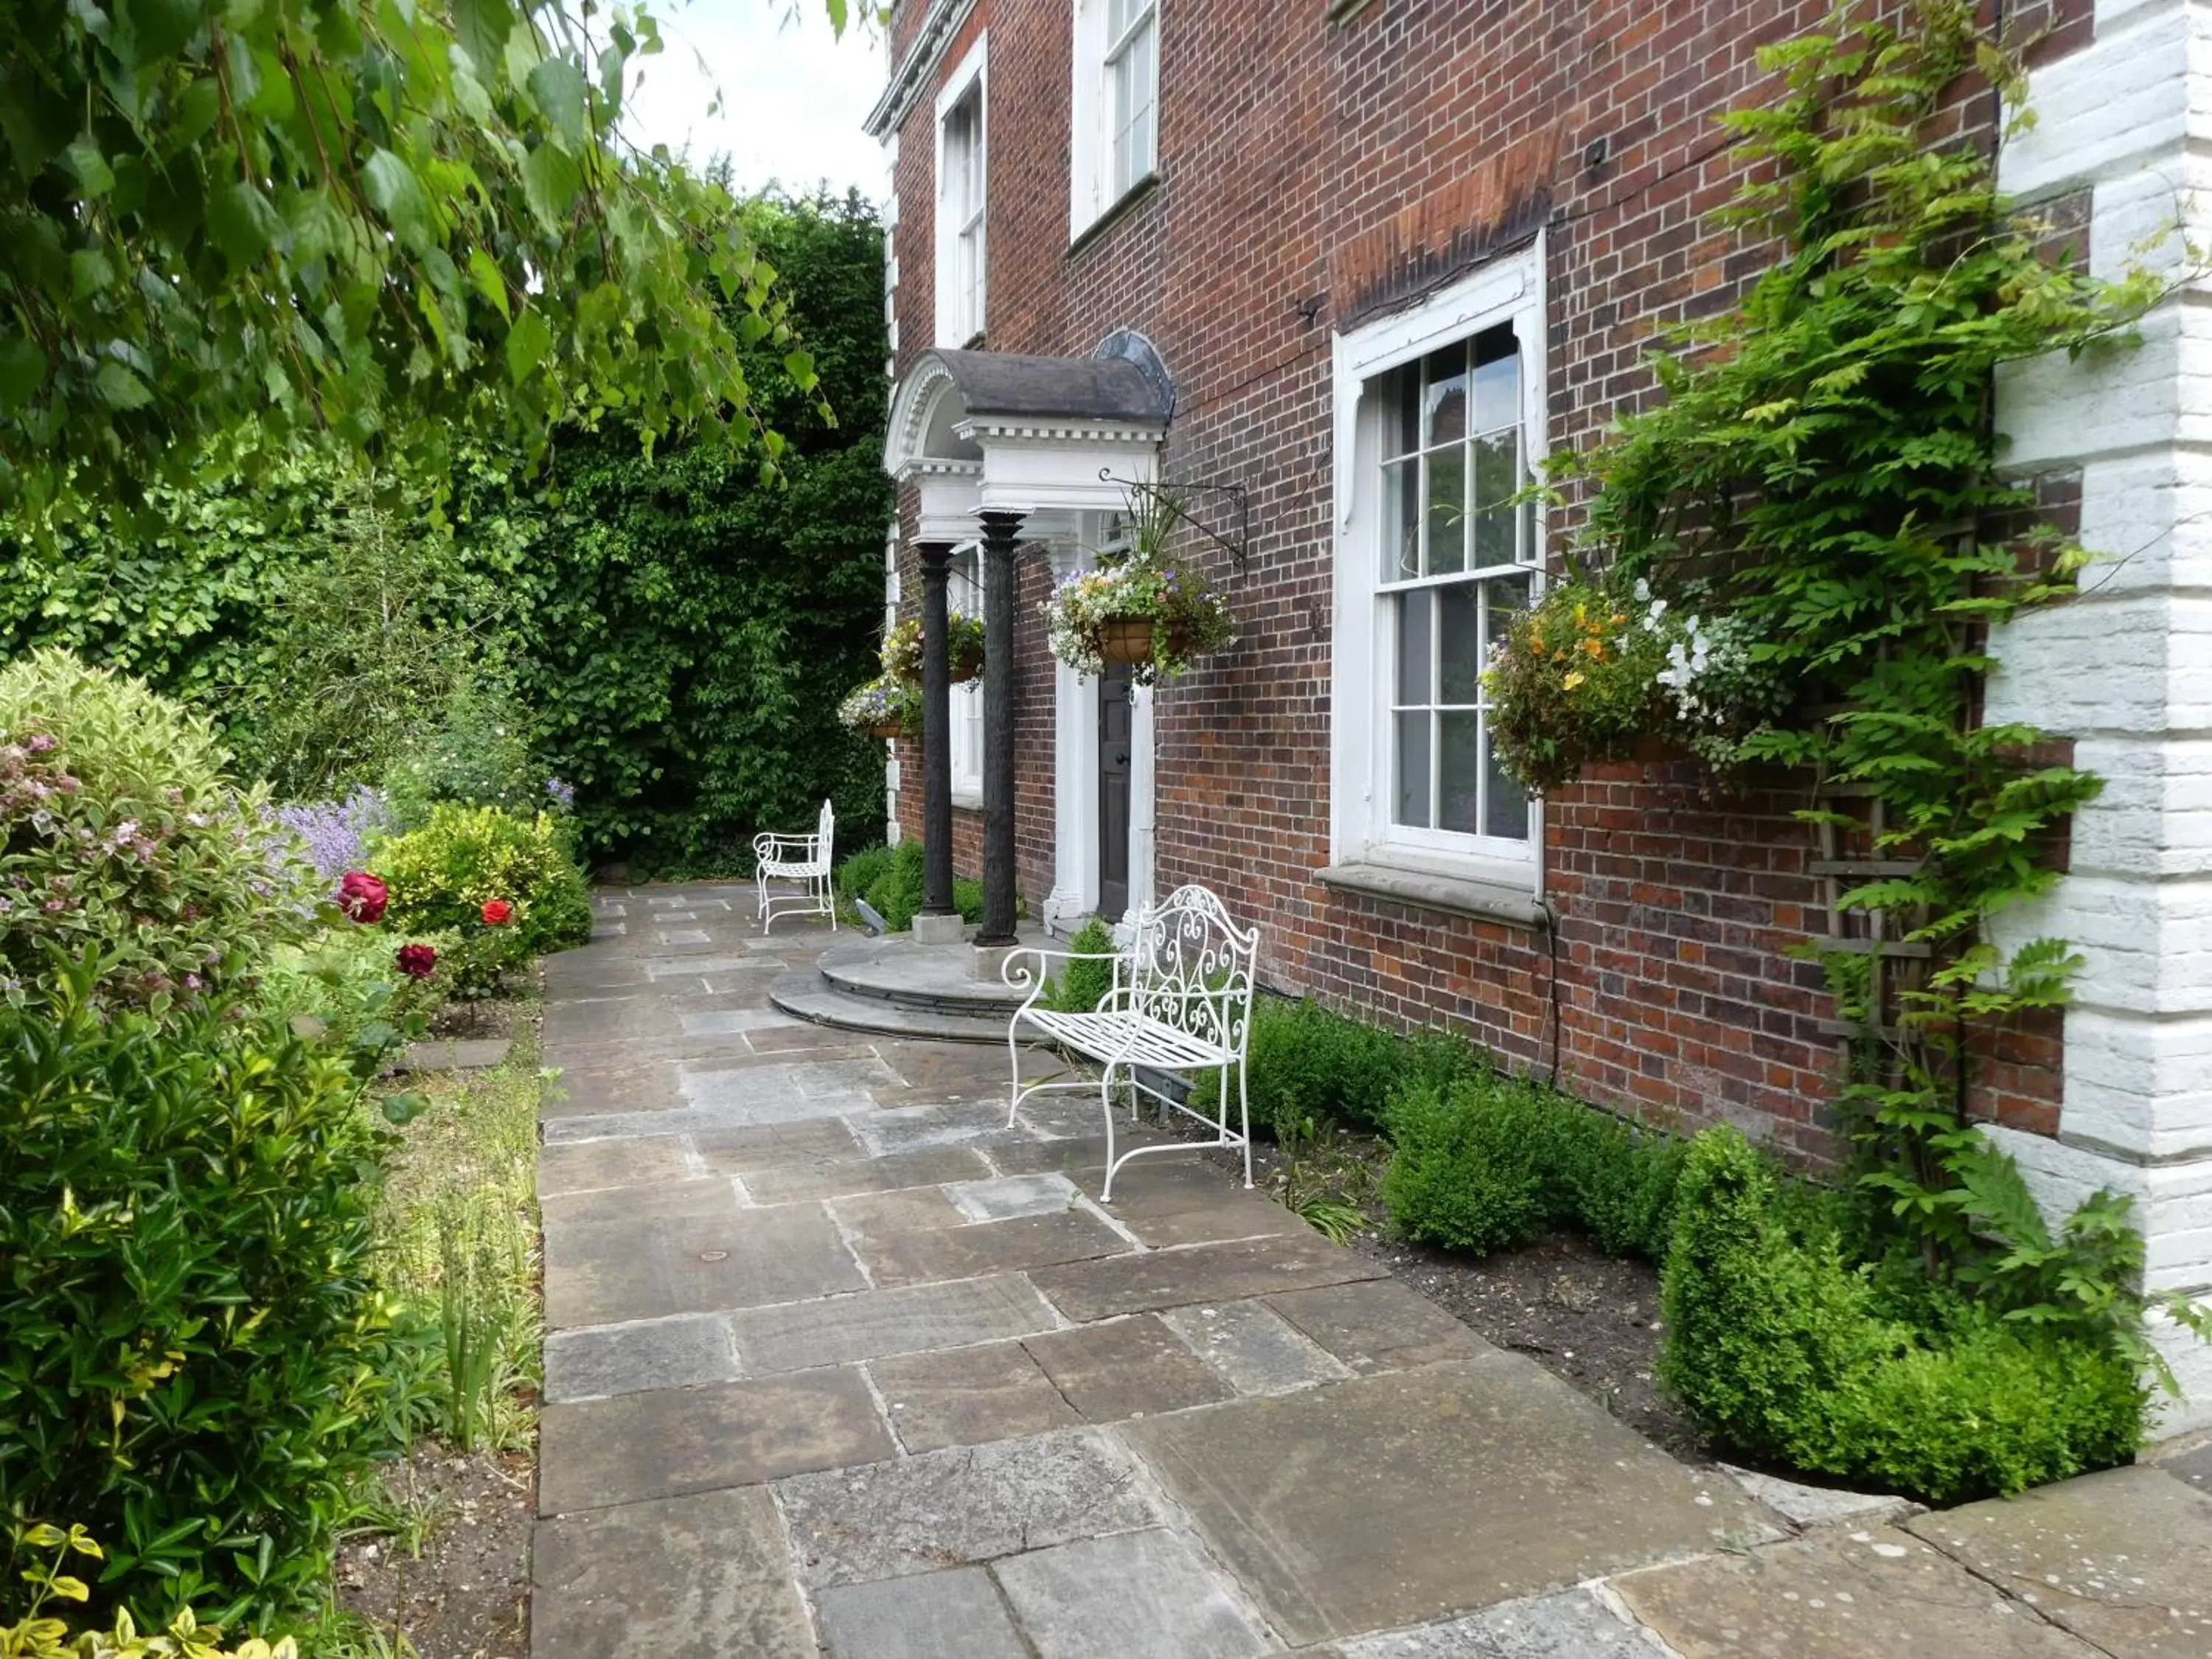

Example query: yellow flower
[1562,669,1585,690]
[1581,636,1605,659]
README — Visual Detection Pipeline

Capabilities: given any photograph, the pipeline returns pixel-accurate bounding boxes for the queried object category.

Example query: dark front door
[1099,661,1132,919]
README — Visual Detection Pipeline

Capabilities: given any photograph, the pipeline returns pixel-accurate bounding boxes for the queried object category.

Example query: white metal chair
[754,799,837,934]
[1004,884,1258,1200]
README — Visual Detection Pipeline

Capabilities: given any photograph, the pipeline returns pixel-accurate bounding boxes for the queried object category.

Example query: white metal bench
[754,799,836,935]
[1004,884,1257,1199]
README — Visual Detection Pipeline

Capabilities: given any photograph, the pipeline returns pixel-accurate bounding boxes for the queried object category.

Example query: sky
[620,2,891,203]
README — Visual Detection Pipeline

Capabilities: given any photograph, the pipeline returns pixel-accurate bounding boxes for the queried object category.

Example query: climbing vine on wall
[1549,0,2205,1360]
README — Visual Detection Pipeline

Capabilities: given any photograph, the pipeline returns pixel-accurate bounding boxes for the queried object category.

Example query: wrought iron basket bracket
[1098,467,1252,567]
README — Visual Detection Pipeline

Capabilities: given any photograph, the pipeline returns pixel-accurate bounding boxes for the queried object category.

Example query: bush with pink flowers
[0,650,319,1016]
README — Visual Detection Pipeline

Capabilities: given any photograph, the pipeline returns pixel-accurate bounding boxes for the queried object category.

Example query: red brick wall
[884,0,2090,1165]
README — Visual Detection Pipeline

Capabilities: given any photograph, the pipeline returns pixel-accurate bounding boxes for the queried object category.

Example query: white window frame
[947,543,985,806]
[933,36,987,348]
[1329,242,1548,895]
[1068,0,1158,244]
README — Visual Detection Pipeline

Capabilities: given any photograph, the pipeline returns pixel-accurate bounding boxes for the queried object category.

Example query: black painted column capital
[915,542,957,919]
[975,509,1026,947]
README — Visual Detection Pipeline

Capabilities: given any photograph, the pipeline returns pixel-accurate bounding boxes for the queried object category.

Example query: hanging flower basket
[882,616,987,686]
[838,675,919,740]
[1045,558,1232,686]
[1099,616,1156,664]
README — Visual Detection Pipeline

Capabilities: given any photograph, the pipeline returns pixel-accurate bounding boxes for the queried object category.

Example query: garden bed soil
[1186,1128,1708,1458]
[335,1443,533,1659]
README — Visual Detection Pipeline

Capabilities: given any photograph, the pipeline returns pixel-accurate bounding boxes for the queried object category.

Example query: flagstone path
[530,880,2212,1658]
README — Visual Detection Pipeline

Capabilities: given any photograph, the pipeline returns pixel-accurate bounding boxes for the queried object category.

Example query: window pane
[1485,738,1529,841]
[1394,712,1431,828]
[1437,582,1481,704]
[1423,347,1467,448]
[1382,458,1419,581]
[1472,430,1519,567]
[1426,448,1466,576]
[1480,571,1532,672]
[1385,366,1419,459]
[1396,588,1433,707]
[1437,712,1482,835]
[1472,326,1519,434]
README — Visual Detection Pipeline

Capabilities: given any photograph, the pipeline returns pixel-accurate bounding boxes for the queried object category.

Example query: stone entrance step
[768,967,1015,1045]
[816,933,1037,1017]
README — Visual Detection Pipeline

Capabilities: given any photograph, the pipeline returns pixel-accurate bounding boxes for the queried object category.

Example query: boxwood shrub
[1658,1128,2144,1503]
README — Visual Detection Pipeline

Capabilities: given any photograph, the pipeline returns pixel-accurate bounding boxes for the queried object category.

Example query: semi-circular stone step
[815,933,1039,1018]
[769,967,1015,1045]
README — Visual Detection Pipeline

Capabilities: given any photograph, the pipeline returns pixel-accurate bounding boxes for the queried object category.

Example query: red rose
[338,871,390,924]
[395,942,438,980]
[481,899,514,926]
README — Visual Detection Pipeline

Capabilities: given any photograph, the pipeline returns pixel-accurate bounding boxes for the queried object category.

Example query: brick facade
[874,0,2098,1168]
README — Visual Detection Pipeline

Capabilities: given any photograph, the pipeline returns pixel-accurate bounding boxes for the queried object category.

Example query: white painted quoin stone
[1992,0,2212,1432]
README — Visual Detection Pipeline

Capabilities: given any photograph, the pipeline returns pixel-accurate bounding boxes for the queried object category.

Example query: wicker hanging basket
[869,720,905,740]
[1099,616,1155,665]
[950,642,985,683]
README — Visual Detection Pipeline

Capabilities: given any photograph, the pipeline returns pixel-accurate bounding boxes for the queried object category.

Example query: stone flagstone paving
[532,882,2212,1658]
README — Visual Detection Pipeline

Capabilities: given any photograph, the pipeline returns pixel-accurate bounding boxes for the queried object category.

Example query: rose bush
[395,942,439,980]
[481,900,514,926]
[337,872,389,925]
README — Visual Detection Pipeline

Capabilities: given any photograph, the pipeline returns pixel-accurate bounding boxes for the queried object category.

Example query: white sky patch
[621,1,890,202]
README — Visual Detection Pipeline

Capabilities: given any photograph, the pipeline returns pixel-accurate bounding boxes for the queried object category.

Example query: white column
[1043,539,1099,934]
[1126,681,1157,931]
[1989,0,2212,1434]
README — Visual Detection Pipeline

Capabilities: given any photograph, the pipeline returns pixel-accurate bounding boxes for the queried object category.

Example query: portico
[883,340,1173,945]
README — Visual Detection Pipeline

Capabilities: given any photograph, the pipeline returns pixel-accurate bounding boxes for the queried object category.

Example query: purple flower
[274,786,395,880]
[545,777,577,813]
[24,733,56,754]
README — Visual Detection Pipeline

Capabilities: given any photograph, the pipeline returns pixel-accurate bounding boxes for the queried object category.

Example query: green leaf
[467,247,512,319]
[92,361,153,409]
[0,335,47,408]
[451,0,513,74]
[207,181,283,270]
[63,136,114,198]
[505,308,553,383]
[380,1091,429,1126]
[521,141,581,231]
[361,148,433,251]
[526,57,590,150]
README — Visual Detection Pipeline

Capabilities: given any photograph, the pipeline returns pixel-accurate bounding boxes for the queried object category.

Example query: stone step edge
[817,953,1032,1016]
[768,969,1016,1046]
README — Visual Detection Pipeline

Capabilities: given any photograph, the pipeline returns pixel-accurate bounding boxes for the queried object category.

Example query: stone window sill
[1318,862,1545,929]
[950,791,984,812]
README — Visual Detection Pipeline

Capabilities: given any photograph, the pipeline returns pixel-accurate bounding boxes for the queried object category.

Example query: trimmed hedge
[1382,1068,1686,1261]
[832,841,982,933]
[1229,998,1475,1136]
[1658,1128,2144,1503]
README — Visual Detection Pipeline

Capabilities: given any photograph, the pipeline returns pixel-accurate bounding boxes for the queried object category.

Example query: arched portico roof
[885,341,1174,537]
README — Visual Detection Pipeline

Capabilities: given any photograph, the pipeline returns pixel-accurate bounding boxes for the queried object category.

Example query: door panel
[1099,661,1132,919]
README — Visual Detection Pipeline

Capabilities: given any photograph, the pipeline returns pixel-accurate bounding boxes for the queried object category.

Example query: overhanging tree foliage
[0,0,852,520]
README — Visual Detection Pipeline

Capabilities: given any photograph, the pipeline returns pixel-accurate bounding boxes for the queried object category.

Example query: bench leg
[1099,1060,1121,1203]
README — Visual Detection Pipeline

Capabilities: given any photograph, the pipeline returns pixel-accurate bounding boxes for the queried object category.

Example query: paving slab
[673,1063,873,1126]
[989,1132,1178,1178]
[538,1366,893,1514]
[678,1006,804,1037]
[1024,1314,1232,1419]
[1029,1229,1387,1323]
[742,1145,995,1204]
[868,1340,1084,1453]
[776,1427,1158,1588]
[831,1185,970,1238]
[543,1203,865,1326]
[1072,1159,1307,1247]
[852,1099,1029,1155]
[814,1567,1032,1659]
[1265,1279,1495,1374]
[538,1134,695,1198]
[543,1314,738,1402]
[1616,1524,2100,1659]
[728,1273,1060,1373]
[394,1037,512,1072]
[530,1485,814,1659]
[539,1060,683,1119]
[991,1528,1273,1658]
[1722,1463,1916,1531]
[690,1116,868,1175]
[1161,1300,1356,1395]
[1122,1354,1775,1646]
[854,1206,1135,1288]
[1903,1465,2212,1656]
[950,1171,1082,1222]
[540,1177,740,1228]
[1326,1587,1669,1657]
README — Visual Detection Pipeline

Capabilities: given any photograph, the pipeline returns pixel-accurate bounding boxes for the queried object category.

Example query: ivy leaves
[0,0,846,524]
